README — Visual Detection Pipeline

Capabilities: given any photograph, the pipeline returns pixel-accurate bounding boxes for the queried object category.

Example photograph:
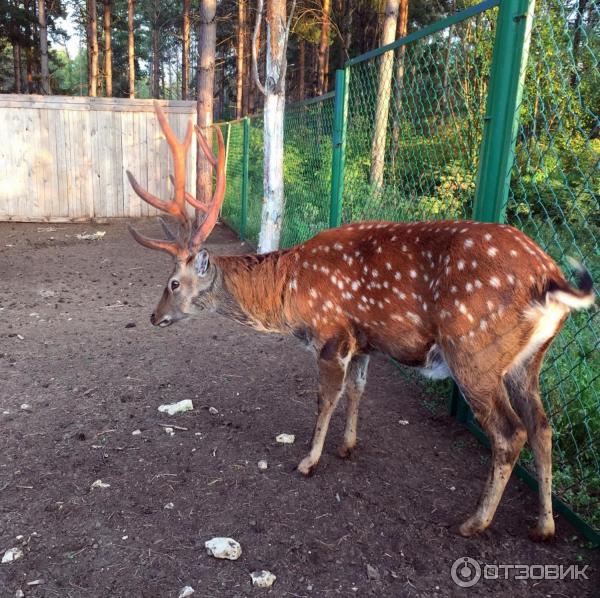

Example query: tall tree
[87,0,98,96]
[151,0,160,98]
[369,0,399,189]
[13,41,22,93]
[236,0,246,116]
[390,0,409,163]
[182,0,190,99]
[317,0,331,95]
[253,0,296,252]
[127,0,135,98]
[38,0,50,93]
[298,37,305,100]
[103,0,112,96]
[196,0,217,223]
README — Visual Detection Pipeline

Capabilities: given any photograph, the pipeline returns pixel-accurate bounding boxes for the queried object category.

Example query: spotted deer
[127,104,594,541]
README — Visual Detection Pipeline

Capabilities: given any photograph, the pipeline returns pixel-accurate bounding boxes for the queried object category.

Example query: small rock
[15,590,24,598]
[205,537,242,560]
[16,334,24,341]
[91,479,110,490]
[276,433,295,444]
[26,580,43,586]
[2,547,23,563]
[398,419,409,425]
[366,564,380,581]
[15,535,23,541]
[178,586,195,598]
[125,322,136,329]
[20,403,32,412]
[164,427,175,436]
[208,406,219,415]
[164,502,175,510]
[257,460,268,471]
[132,429,142,436]
[250,570,276,588]
[158,399,194,416]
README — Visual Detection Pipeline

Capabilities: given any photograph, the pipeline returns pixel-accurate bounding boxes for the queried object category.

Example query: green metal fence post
[451,0,535,420]
[240,116,250,240]
[329,68,350,228]
[472,0,536,223]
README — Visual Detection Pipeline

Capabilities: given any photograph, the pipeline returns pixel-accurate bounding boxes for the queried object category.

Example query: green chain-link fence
[218,0,599,540]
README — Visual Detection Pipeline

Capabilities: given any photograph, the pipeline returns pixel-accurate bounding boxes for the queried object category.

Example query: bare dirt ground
[0,220,598,598]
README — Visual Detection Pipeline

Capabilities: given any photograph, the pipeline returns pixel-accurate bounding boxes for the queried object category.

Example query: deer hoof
[458,518,485,538]
[529,522,555,543]
[338,444,355,459]
[297,457,317,476]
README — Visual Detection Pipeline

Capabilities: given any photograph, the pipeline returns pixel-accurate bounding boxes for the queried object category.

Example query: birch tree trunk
[236,0,246,117]
[38,0,50,94]
[128,0,135,98]
[317,0,331,95]
[253,0,295,253]
[182,0,190,99]
[196,0,217,224]
[103,0,112,96]
[369,0,399,189]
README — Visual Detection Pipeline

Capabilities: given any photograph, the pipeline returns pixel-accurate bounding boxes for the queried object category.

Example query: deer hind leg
[338,354,370,459]
[297,336,352,476]
[504,350,555,542]
[455,378,527,537]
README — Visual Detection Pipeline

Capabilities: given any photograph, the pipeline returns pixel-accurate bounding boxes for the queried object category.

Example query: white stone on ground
[178,586,194,597]
[257,460,268,471]
[158,400,194,416]
[250,570,277,588]
[205,537,242,560]
[276,433,295,444]
[2,547,23,563]
[91,479,110,489]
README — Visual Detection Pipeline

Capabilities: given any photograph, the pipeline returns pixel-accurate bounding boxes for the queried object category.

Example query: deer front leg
[339,354,370,458]
[298,338,351,476]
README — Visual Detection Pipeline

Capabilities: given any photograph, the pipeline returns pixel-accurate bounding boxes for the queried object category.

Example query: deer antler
[190,124,226,253]
[126,102,226,258]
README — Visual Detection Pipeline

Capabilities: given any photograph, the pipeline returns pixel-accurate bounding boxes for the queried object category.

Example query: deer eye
[170,280,180,291]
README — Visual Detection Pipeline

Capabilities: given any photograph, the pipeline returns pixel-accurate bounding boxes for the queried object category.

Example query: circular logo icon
[451,557,481,588]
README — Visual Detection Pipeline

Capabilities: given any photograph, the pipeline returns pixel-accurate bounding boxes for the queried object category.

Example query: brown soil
[0,221,598,598]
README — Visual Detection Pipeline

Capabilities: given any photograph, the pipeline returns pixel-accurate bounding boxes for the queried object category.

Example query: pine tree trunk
[87,0,99,96]
[103,0,112,96]
[13,43,22,93]
[152,0,160,98]
[298,38,305,100]
[390,0,409,165]
[38,0,50,94]
[128,0,135,98]
[196,0,217,223]
[182,0,190,99]
[369,0,399,189]
[235,0,245,116]
[317,0,331,95]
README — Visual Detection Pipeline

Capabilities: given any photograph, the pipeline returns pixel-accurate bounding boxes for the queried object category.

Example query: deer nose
[150,312,157,325]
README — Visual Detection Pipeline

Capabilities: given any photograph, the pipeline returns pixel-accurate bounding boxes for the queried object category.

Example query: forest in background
[1,0,468,116]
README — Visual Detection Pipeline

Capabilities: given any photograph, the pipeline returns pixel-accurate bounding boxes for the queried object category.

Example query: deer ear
[194,249,210,277]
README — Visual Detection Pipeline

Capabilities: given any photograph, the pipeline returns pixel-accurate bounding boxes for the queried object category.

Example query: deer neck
[212,252,290,333]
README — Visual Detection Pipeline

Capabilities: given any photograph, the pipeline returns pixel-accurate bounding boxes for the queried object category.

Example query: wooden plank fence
[0,95,198,222]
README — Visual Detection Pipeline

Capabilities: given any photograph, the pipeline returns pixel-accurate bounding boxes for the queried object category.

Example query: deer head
[127,102,226,327]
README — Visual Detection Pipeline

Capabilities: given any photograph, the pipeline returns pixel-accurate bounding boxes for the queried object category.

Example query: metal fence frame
[218,0,599,545]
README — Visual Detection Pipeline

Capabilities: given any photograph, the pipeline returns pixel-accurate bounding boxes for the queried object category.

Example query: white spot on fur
[464,239,474,249]
[489,276,501,288]
[487,246,498,257]
[457,259,465,271]
[409,270,417,278]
